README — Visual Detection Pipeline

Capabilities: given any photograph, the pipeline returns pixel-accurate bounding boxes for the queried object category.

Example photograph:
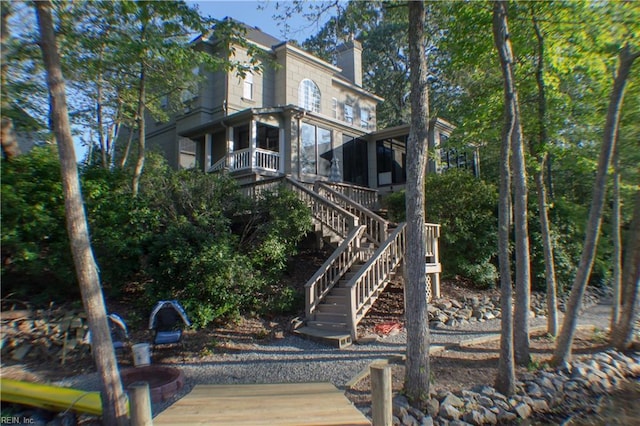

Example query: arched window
[298,79,321,113]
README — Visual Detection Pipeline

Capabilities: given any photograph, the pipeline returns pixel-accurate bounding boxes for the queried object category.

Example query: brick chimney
[336,40,362,87]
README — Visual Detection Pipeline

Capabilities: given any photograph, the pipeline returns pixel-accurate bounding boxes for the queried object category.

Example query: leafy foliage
[1,146,73,302]
[243,188,313,279]
[2,150,312,326]
[383,170,499,288]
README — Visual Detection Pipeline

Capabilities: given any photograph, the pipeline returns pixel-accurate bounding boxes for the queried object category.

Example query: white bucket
[131,343,151,367]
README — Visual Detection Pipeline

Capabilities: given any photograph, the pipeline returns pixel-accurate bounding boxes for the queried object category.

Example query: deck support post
[129,381,153,426]
[370,365,392,426]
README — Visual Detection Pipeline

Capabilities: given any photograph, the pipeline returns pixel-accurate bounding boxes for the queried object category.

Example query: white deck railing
[208,148,280,173]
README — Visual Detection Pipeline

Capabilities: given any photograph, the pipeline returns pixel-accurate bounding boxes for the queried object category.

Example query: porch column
[279,127,285,174]
[250,119,257,171]
[228,126,234,170]
[204,133,212,172]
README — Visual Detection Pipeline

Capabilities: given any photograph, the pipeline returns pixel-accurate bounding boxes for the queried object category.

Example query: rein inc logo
[0,417,35,424]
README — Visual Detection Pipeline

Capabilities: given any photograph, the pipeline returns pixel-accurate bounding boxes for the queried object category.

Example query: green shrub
[146,222,263,327]
[3,148,311,323]
[82,165,157,294]
[244,188,313,279]
[1,146,75,301]
[382,190,407,222]
[382,170,499,288]
[142,178,311,327]
[425,170,499,288]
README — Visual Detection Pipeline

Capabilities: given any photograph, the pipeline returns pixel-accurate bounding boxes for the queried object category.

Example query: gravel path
[56,300,614,416]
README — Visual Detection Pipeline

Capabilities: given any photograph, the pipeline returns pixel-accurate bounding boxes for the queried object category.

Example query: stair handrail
[345,223,407,339]
[239,177,359,239]
[314,182,390,246]
[285,178,359,239]
[240,176,286,199]
[320,181,380,211]
[304,224,367,318]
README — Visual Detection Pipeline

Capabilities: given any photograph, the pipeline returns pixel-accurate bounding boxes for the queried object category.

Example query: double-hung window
[360,109,370,129]
[243,73,253,100]
[344,104,354,124]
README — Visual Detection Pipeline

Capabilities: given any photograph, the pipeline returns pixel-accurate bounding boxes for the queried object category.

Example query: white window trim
[360,109,370,129]
[298,79,321,113]
[344,103,354,124]
[243,73,254,100]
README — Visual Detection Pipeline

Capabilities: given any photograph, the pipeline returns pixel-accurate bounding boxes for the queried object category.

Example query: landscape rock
[439,404,462,421]
[514,402,532,419]
[496,408,517,423]
[402,412,420,426]
[421,415,434,426]
[425,288,601,331]
[441,393,464,408]
[394,352,640,426]
[425,398,440,417]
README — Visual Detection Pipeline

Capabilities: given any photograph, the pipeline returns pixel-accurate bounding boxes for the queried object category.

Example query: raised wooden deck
[153,382,371,426]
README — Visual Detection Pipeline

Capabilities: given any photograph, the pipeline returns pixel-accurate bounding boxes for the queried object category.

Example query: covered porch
[208,146,281,174]
[206,117,285,176]
[178,108,287,178]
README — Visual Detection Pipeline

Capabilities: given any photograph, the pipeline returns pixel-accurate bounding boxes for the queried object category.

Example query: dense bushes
[383,168,615,292]
[2,149,312,327]
[1,146,74,302]
[384,170,500,288]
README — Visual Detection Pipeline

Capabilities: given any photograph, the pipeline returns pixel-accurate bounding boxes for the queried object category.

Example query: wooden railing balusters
[241,178,441,343]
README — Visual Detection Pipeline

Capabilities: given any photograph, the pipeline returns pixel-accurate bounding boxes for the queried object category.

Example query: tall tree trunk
[34,3,128,424]
[1,2,21,160]
[131,63,146,197]
[552,44,639,366]
[404,0,431,409]
[131,13,148,197]
[531,11,558,337]
[493,0,531,366]
[612,188,640,350]
[119,125,135,169]
[492,0,515,396]
[96,77,109,169]
[610,143,622,331]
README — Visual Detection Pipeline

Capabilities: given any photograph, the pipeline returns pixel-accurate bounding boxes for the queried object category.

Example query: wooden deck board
[153,382,371,426]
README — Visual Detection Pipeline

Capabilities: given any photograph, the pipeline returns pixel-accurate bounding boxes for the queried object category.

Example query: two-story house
[145,21,466,346]
[146,21,466,191]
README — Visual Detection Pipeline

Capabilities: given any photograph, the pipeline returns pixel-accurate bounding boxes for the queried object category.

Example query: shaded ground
[344,327,611,408]
[1,250,636,426]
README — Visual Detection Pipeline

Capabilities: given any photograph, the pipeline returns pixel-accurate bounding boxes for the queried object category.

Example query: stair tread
[295,326,351,340]
[306,320,348,328]
[315,313,347,321]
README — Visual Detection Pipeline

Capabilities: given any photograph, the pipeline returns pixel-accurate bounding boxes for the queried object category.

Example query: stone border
[345,345,446,390]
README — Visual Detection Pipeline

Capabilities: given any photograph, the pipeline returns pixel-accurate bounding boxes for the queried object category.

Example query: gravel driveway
[56,300,616,416]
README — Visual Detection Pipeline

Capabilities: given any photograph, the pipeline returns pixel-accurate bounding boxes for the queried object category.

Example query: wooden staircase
[297,260,364,348]
[241,177,441,348]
